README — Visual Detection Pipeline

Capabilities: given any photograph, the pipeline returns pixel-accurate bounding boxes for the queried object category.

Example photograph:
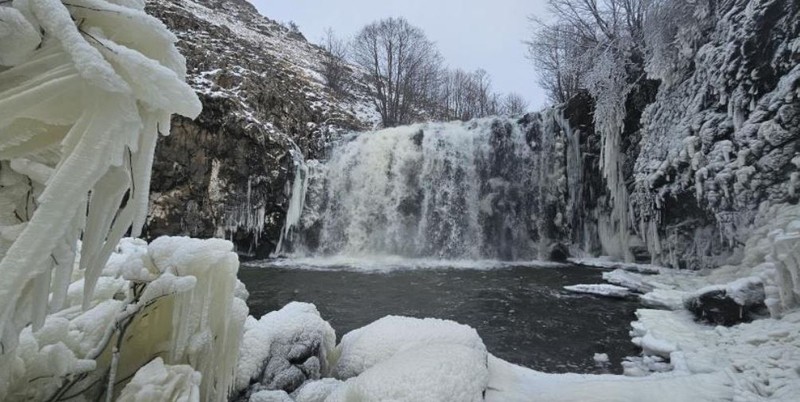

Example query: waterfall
[276,116,577,260]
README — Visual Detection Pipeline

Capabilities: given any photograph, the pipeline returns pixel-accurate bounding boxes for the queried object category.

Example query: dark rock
[548,243,569,262]
[684,283,768,326]
[145,0,372,256]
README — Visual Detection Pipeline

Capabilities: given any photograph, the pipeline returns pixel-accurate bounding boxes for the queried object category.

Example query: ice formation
[0,1,252,400]
[0,237,247,401]
[116,358,201,402]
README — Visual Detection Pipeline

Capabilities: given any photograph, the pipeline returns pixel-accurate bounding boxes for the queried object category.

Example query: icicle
[0,0,200,380]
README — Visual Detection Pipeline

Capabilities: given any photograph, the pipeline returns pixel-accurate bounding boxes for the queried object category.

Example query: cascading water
[276,115,582,260]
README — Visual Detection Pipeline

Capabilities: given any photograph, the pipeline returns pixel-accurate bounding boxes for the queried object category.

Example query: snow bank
[235,302,336,394]
[486,355,733,402]
[563,284,631,298]
[328,344,488,402]
[116,358,201,402]
[331,315,486,379]
[291,378,343,402]
[248,390,293,402]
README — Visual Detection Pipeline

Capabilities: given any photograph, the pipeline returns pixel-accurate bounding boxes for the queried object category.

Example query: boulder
[234,303,336,400]
[684,279,768,326]
[548,243,570,262]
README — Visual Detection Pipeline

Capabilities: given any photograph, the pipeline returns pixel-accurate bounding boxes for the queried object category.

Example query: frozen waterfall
[276,116,578,260]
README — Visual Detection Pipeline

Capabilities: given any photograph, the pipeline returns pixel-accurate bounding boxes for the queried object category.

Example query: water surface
[239,259,639,374]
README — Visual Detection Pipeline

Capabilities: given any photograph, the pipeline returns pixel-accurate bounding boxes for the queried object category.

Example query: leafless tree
[526,0,650,104]
[351,17,442,127]
[502,93,529,115]
[321,28,349,94]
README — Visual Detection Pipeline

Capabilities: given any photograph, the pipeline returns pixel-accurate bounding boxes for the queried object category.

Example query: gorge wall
[143,0,377,258]
[145,0,800,267]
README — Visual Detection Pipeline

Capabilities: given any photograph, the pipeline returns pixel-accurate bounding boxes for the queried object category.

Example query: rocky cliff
[143,0,377,257]
[556,0,800,268]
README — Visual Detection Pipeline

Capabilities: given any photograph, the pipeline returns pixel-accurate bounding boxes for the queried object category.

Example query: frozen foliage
[148,237,249,400]
[0,0,200,378]
[0,236,246,401]
[116,358,201,402]
[331,315,486,379]
[235,302,336,395]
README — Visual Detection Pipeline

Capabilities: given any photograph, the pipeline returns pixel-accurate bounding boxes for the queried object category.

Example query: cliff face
[144,0,377,257]
[559,0,800,268]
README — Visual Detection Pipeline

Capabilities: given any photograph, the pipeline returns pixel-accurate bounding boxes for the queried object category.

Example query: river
[240,259,639,374]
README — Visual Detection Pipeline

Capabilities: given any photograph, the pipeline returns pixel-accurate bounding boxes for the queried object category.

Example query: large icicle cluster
[0,0,256,400]
[1,237,248,401]
[0,0,199,351]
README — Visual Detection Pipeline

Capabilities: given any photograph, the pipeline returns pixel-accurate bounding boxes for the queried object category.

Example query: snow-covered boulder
[291,378,343,402]
[684,278,767,326]
[327,343,488,402]
[235,302,336,398]
[248,390,293,402]
[331,315,486,379]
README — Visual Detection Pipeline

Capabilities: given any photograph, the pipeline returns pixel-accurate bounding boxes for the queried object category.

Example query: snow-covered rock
[144,0,378,257]
[290,378,343,402]
[235,302,336,397]
[331,315,486,379]
[684,279,767,326]
[328,344,488,402]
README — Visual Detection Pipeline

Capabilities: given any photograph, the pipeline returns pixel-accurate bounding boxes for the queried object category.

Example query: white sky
[247,0,551,110]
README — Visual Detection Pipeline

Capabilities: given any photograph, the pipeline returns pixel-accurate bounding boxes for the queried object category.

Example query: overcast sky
[248,0,551,110]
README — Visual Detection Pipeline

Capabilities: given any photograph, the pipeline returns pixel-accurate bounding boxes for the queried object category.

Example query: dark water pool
[239,260,640,374]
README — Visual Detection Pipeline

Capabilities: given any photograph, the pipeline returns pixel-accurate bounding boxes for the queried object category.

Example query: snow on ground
[563,284,632,298]
[486,355,734,401]
[566,203,800,401]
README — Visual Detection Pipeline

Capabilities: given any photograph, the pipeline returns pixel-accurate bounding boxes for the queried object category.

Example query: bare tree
[526,19,588,103]
[526,0,650,104]
[321,28,349,94]
[502,93,529,115]
[351,17,442,127]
